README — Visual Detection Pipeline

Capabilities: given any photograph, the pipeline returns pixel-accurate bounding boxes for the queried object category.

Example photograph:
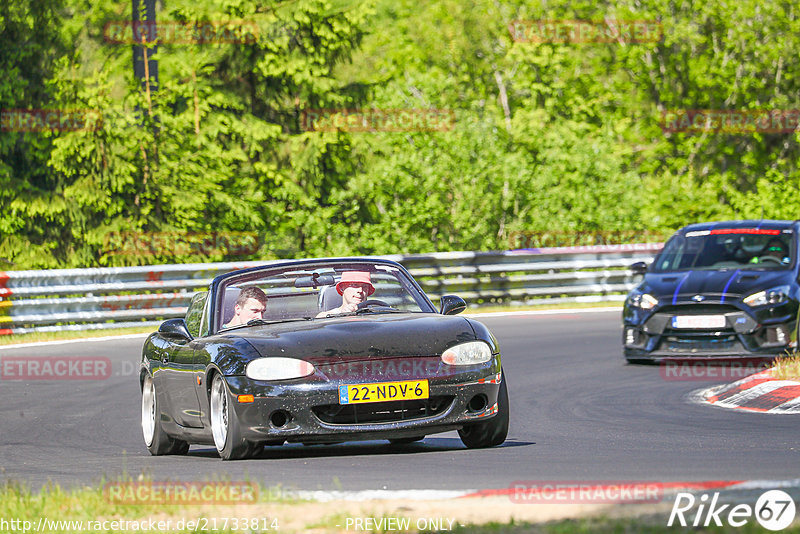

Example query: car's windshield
[652,228,795,272]
[216,261,433,330]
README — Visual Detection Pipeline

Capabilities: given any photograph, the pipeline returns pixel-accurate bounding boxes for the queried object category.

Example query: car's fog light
[766,326,789,345]
[270,410,291,428]
[777,327,787,344]
[625,328,640,346]
[467,394,488,413]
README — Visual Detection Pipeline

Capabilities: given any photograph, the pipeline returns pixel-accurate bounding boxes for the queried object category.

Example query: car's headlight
[245,358,315,380]
[628,292,658,310]
[441,341,492,365]
[743,285,791,308]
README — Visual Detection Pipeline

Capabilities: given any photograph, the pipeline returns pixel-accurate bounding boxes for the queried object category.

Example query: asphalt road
[1,310,799,492]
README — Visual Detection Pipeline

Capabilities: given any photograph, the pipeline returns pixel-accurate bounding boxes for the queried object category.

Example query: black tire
[458,372,509,449]
[246,441,264,458]
[388,436,425,445]
[210,374,253,460]
[141,374,190,456]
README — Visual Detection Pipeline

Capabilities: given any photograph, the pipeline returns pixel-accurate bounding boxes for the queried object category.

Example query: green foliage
[1,0,799,268]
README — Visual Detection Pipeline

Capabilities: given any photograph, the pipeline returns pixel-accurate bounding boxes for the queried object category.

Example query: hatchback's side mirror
[630,261,648,275]
[158,318,193,342]
[440,295,467,315]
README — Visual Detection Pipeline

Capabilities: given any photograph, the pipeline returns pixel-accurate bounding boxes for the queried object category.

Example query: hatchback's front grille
[657,304,740,315]
[663,334,740,353]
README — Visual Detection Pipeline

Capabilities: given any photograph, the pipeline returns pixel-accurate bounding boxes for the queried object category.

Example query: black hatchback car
[623,220,799,362]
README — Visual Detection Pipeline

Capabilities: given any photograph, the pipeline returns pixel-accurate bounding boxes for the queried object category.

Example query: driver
[763,239,788,260]
[223,286,268,328]
[316,271,374,317]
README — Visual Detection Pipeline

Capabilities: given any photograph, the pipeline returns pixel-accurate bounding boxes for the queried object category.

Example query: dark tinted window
[653,229,794,272]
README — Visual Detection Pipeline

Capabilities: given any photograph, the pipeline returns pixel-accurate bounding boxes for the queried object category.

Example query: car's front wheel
[141,374,189,456]
[210,374,254,460]
[458,372,509,449]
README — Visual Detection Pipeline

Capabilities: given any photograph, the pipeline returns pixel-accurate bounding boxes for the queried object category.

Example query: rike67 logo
[669,490,796,531]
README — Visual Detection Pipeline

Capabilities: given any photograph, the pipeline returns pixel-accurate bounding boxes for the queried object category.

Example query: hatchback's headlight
[743,285,790,308]
[628,292,658,310]
[246,358,315,380]
[441,341,492,365]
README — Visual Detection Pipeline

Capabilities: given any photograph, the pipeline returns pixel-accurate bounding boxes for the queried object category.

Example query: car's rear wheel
[458,372,509,449]
[210,374,253,460]
[141,374,189,456]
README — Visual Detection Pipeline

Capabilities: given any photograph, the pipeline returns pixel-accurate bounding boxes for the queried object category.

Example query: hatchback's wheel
[141,374,189,455]
[458,372,509,449]
[210,374,253,460]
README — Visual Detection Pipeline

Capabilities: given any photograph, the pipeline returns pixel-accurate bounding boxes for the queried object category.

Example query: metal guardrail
[0,244,662,335]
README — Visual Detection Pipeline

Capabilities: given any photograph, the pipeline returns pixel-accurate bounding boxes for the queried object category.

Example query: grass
[448,517,800,533]
[0,478,301,533]
[2,481,798,533]
[770,353,800,381]
[0,326,155,346]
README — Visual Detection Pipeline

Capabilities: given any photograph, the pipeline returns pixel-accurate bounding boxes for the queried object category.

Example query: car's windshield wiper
[245,317,313,326]
[319,307,403,318]
[354,306,403,315]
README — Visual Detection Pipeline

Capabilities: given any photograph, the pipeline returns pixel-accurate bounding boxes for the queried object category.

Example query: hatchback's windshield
[653,229,795,272]
[217,262,432,330]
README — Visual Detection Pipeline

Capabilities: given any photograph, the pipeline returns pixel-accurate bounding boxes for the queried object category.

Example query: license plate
[671,315,726,329]
[338,380,429,405]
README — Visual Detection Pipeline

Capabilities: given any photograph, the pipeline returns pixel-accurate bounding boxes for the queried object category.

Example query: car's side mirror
[440,295,467,315]
[159,318,193,342]
[630,261,648,275]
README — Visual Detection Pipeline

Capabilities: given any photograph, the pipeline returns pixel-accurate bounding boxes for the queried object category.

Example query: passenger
[223,286,268,328]
[316,271,374,317]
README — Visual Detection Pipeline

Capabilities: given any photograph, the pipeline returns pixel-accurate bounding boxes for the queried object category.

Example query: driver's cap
[336,271,375,296]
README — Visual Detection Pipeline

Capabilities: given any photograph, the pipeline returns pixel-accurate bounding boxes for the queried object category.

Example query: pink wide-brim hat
[336,271,375,296]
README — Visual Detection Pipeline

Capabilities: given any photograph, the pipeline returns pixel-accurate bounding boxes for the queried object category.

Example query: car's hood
[230,313,477,364]
[643,269,790,302]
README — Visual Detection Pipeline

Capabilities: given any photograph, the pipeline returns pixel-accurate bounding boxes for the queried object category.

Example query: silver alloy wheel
[210,375,229,452]
[141,375,156,447]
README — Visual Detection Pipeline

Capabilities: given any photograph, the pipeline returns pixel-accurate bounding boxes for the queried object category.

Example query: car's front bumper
[218,356,502,443]
[623,304,795,361]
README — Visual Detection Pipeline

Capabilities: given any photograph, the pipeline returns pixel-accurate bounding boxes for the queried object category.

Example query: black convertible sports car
[140,258,508,459]
[623,220,800,362]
